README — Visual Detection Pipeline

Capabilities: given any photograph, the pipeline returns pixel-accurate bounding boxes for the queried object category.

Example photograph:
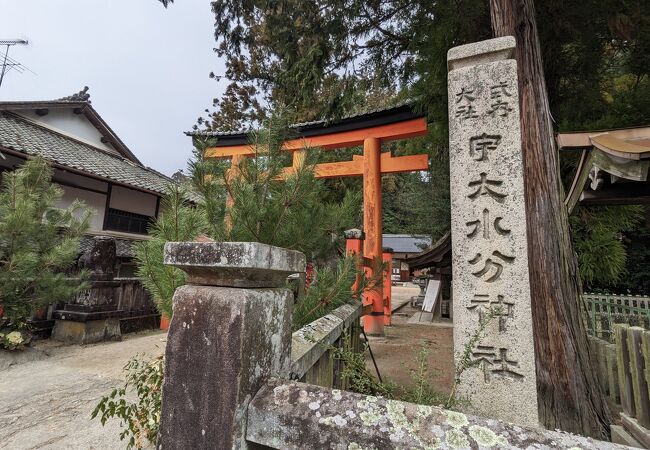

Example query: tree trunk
[489,0,611,439]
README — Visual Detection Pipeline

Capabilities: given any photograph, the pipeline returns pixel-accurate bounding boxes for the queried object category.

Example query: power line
[0,39,29,88]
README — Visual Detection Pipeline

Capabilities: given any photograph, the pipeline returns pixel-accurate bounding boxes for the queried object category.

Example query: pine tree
[0,157,90,329]
[192,113,361,263]
[138,113,362,323]
[133,184,206,319]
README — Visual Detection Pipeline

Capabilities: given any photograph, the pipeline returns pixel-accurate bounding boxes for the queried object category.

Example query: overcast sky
[0,0,224,176]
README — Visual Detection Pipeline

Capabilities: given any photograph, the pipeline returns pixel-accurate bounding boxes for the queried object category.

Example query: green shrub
[92,354,164,450]
[0,157,90,341]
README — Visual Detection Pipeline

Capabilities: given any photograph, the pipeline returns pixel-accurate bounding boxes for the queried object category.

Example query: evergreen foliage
[292,255,384,331]
[133,184,206,319]
[570,205,644,287]
[0,157,90,329]
[615,211,650,295]
[191,113,361,263]
[137,113,362,323]
[198,0,650,289]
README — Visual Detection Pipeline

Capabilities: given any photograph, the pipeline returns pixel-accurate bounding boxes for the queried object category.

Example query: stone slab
[50,318,121,345]
[448,36,516,71]
[164,241,306,287]
[290,302,361,380]
[448,36,539,426]
[158,284,293,450]
[621,413,650,449]
[246,378,628,449]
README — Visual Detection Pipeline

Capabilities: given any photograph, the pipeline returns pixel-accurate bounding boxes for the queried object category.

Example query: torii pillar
[362,137,384,334]
[202,106,429,336]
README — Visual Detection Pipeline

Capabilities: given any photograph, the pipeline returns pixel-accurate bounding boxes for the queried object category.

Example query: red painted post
[383,248,393,326]
[363,137,384,336]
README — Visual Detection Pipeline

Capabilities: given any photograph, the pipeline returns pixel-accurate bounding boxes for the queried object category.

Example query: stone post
[447,37,539,426]
[52,236,122,344]
[158,241,305,450]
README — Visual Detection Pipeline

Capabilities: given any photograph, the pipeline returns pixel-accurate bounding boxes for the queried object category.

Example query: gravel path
[0,331,166,450]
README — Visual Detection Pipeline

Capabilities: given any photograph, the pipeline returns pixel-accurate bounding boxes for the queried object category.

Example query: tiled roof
[383,234,432,254]
[0,87,142,164]
[185,100,418,137]
[0,112,173,194]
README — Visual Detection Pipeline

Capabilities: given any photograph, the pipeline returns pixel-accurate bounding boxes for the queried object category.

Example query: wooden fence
[583,293,650,341]
[290,301,363,389]
[589,324,650,447]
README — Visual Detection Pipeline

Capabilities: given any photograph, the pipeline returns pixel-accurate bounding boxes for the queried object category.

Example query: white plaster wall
[17,108,118,154]
[56,184,106,231]
[53,169,109,192]
[109,185,157,217]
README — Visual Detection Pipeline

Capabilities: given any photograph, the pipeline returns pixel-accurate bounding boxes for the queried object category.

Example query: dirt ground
[0,284,454,449]
[365,284,454,395]
[0,331,166,450]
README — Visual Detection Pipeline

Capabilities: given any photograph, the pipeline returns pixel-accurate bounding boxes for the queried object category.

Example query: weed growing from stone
[328,308,501,412]
[92,354,163,450]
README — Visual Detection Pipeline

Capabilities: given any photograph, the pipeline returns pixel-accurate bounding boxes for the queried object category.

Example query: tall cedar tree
[0,157,90,327]
[490,0,610,437]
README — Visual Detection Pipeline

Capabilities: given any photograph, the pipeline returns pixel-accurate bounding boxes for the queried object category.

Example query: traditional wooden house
[0,87,176,276]
[0,88,179,341]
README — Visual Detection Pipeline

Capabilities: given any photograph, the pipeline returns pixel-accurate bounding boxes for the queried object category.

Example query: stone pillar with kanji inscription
[447,36,539,427]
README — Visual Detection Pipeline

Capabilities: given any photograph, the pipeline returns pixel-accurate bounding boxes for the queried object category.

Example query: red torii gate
[203,105,429,335]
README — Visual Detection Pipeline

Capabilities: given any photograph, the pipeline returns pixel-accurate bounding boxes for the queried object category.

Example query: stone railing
[291,301,362,388]
[590,324,650,447]
[156,240,628,449]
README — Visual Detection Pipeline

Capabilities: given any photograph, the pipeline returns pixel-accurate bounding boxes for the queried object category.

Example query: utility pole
[0,39,29,89]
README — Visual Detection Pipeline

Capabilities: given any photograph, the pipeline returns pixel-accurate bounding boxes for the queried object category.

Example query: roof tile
[0,112,173,194]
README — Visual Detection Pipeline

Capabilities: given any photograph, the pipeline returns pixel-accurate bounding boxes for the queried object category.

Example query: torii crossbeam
[198,105,429,336]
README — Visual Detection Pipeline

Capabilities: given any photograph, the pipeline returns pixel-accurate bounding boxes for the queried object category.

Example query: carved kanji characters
[487,81,514,117]
[471,346,524,382]
[455,87,479,121]
[468,294,515,332]
[455,86,476,103]
[468,251,515,282]
[467,173,507,201]
[466,208,511,239]
[469,133,501,161]
[490,81,513,100]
